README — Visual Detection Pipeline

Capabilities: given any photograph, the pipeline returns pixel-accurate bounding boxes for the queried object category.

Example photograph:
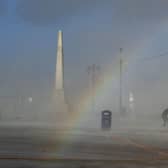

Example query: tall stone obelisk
[56,30,64,91]
[54,30,68,120]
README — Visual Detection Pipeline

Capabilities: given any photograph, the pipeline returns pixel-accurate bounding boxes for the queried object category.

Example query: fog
[0,0,167,129]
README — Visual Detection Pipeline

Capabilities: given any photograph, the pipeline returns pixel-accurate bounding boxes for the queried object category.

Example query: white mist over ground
[0,73,166,131]
[0,0,168,132]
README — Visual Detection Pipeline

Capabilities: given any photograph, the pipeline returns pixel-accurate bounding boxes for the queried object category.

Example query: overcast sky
[1,0,168,115]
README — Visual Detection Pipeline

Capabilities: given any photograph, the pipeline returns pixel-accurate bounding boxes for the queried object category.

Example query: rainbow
[63,21,166,131]
[51,22,166,154]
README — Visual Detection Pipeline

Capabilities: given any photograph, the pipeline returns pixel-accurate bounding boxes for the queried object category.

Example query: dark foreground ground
[0,125,167,167]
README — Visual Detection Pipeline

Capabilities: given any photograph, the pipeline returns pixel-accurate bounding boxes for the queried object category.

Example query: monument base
[48,89,69,123]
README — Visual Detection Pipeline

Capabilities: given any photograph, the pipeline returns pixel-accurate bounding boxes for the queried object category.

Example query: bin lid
[102,110,112,116]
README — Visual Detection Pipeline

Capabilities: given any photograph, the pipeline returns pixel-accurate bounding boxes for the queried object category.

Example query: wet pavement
[0,126,167,167]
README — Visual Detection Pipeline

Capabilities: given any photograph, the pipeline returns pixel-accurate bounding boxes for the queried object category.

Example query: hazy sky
[1,0,168,115]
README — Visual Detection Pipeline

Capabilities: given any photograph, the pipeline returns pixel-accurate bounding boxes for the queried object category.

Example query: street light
[28,97,32,103]
[119,48,124,118]
[129,92,135,120]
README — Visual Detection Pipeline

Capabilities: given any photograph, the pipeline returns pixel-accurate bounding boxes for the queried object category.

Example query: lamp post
[119,48,124,118]
[129,92,135,120]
